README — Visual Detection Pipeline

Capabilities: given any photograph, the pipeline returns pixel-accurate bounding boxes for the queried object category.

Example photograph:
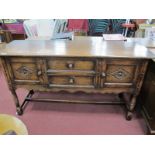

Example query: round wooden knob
[101,72,106,77]
[69,77,74,84]
[37,70,42,76]
[67,63,74,69]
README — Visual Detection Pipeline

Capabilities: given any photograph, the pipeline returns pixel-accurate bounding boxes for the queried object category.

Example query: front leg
[126,94,137,121]
[10,87,23,115]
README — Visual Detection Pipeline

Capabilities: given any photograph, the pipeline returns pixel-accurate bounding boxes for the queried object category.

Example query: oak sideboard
[0,36,154,120]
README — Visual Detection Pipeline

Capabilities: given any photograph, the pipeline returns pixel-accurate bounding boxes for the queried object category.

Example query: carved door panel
[100,59,140,88]
[6,57,46,85]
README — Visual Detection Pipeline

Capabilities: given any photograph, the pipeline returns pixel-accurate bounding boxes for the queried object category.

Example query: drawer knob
[37,70,42,76]
[69,77,75,84]
[101,72,106,77]
[67,63,74,69]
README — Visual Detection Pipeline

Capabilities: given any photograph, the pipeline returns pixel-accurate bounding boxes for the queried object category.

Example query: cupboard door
[7,57,45,85]
[100,59,140,88]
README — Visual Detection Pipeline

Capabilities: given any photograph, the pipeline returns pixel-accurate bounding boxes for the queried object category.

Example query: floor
[0,69,148,135]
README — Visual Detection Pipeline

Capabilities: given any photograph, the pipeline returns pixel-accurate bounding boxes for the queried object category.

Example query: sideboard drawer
[47,58,96,71]
[48,76,96,88]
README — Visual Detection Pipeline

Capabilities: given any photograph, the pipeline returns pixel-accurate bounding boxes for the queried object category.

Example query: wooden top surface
[127,38,155,48]
[0,36,155,59]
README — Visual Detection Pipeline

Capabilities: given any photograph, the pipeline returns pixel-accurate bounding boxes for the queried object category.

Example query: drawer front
[47,58,96,71]
[7,57,43,84]
[48,76,96,88]
[101,59,140,87]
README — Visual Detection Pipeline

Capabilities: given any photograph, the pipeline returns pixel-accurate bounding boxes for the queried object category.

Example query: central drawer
[47,58,96,71]
[48,75,96,88]
[46,58,98,88]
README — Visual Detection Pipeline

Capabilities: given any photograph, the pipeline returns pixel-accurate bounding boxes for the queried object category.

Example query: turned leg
[10,88,23,115]
[126,94,137,121]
